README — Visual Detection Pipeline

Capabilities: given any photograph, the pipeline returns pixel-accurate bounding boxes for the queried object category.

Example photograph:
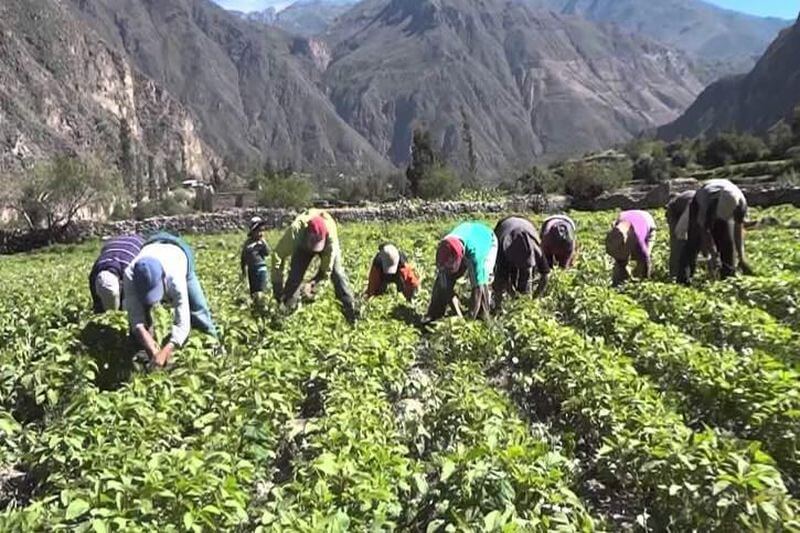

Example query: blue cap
[133,258,164,307]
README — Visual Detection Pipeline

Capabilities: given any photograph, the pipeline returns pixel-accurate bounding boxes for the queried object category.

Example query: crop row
[549,278,800,490]
[625,281,800,368]
[501,299,798,530]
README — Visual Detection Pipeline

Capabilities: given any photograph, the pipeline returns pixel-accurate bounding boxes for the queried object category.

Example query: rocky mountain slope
[534,0,791,78]
[659,15,800,139]
[275,0,356,36]
[321,0,704,174]
[0,0,220,180]
[66,0,393,174]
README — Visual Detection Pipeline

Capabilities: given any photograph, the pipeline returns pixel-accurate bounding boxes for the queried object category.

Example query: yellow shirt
[271,209,339,283]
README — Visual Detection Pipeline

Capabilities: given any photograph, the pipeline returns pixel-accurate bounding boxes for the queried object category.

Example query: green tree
[406,128,438,197]
[417,165,461,200]
[258,172,313,209]
[12,155,123,232]
[633,154,671,184]
[561,160,632,201]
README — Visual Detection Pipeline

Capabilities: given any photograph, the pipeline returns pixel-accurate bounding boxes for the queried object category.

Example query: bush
[133,194,194,220]
[258,174,313,209]
[417,165,461,200]
[632,154,671,184]
[561,161,631,201]
[699,132,768,167]
[513,166,561,195]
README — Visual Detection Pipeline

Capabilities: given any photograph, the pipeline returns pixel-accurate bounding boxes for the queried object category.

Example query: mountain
[66,0,393,174]
[0,0,220,180]
[531,0,791,79]
[320,0,704,174]
[275,0,356,36]
[659,15,800,140]
[232,7,278,25]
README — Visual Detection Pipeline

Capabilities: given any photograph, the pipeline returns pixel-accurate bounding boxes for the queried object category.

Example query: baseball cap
[378,244,400,274]
[95,270,121,311]
[307,216,328,253]
[436,236,464,272]
[133,257,165,306]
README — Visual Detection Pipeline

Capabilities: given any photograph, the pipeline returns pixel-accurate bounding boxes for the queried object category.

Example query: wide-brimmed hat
[95,270,121,311]
[133,257,165,306]
[307,216,328,253]
[378,244,401,274]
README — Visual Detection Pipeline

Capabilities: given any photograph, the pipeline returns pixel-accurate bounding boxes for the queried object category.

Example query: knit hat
[436,236,464,272]
[133,257,165,306]
[95,270,121,311]
[378,244,401,274]
[307,216,328,252]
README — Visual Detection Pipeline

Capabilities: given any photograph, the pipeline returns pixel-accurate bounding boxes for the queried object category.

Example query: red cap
[308,216,328,239]
[436,236,464,272]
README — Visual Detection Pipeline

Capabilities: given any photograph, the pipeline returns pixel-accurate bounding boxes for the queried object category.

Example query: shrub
[699,132,768,167]
[258,174,313,209]
[513,166,561,195]
[417,165,461,200]
[632,154,671,184]
[561,160,631,201]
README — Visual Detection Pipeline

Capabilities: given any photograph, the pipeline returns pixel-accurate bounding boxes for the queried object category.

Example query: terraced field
[1,206,799,531]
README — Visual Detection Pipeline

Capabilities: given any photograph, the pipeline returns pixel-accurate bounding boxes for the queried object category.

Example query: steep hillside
[0,0,220,180]
[67,0,394,174]
[535,0,791,77]
[276,0,355,36]
[659,16,800,139]
[322,0,704,175]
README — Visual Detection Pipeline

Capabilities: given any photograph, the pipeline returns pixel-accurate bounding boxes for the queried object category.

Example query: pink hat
[436,236,464,272]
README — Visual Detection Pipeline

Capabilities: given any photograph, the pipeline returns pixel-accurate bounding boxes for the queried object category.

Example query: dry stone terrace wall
[3,184,800,254]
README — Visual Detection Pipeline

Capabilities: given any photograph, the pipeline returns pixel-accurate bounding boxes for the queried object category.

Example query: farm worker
[666,191,718,279]
[493,216,550,306]
[540,214,577,268]
[89,234,145,312]
[271,209,357,323]
[677,178,752,284]
[605,210,656,287]
[124,231,218,368]
[425,221,498,321]
[240,216,271,301]
[364,243,421,302]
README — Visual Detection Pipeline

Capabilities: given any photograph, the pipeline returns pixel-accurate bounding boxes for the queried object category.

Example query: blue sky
[706,0,799,19]
[213,0,799,19]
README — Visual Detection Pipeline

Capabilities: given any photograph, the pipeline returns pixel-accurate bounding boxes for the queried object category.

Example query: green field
[1,206,800,531]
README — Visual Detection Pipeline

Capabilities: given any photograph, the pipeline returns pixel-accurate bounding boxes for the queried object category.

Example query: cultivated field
[1,206,800,531]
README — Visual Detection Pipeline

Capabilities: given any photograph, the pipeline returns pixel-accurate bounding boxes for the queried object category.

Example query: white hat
[95,270,121,311]
[378,244,400,275]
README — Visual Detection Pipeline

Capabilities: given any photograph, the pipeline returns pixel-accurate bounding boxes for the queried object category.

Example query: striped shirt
[89,235,145,312]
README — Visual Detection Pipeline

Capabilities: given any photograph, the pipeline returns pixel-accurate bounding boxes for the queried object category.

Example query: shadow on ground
[79,322,136,391]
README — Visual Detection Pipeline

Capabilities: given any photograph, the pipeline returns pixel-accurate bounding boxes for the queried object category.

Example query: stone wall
[3,184,800,254]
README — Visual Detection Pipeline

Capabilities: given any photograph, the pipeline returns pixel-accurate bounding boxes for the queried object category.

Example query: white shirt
[123,243,191,347]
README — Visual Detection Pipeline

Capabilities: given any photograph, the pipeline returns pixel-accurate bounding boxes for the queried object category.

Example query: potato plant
[1,207,800,530]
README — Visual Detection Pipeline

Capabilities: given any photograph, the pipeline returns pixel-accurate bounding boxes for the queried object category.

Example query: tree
[417,165,461,200]
[792,104,800,140]
[633,154,671,184]
[10,155,123,232]
[406,128,438,197]
[699,132,767,167]
[118,118,140,201]
[460,106,477,179]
